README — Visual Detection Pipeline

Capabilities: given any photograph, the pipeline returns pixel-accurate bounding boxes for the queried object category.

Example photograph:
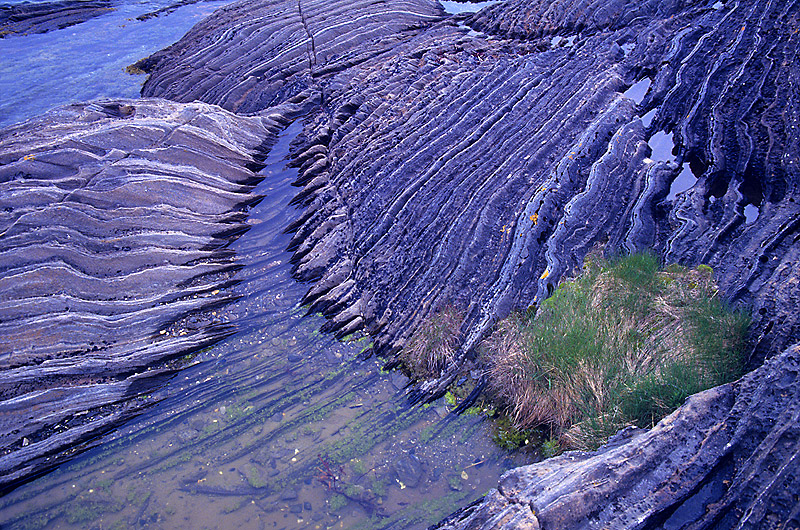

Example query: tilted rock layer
[0,0,112,38]
[138,0,800,525]
[144,0,799,386]
[2,0,798,524]
[0,99,299,491]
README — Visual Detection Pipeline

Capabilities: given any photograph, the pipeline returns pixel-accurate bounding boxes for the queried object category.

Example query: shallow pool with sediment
[0,117,524,530]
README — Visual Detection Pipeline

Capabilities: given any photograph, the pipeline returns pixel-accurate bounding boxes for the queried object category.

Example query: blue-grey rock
[0,98,302,492]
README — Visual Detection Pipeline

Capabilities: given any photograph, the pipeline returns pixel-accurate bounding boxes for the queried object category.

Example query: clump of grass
[401,306,464,377]
[484,252,749,450]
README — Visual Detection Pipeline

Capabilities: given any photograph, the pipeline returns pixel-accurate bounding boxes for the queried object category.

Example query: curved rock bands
[133,0,800,384]
[275,0,800,398]
[433,344,800,530]
[0,98,299,492]
[40,0,800,524]
[139,0,445,113]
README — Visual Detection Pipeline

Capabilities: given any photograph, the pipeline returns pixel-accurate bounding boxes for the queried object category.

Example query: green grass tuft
[484,252,749,450]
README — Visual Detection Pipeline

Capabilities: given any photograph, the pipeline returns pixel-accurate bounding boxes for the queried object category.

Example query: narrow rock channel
[0,114,527,530]
[1,0,799,527]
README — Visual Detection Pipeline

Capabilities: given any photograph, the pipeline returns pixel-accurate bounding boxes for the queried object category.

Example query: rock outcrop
[0,0,112,38]
[3,0,799,524]
[433,344,800,530]
[139,0,446,112]
[142,0,799,388]
[0,98,301,491]
[135,0,800,525]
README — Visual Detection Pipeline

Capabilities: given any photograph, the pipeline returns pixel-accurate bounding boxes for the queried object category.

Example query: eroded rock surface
[135,0,800,525]
[3,0,799,523]
[142,0,800,395]
[0,0,112,38]
[0,98,300,491]
[434,344,800,530]
[139,0,445,112]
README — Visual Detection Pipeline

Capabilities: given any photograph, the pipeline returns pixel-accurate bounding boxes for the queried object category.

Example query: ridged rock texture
[3,0,799,524]
[135,0,800,526]
[0,0,112,38]
[433,344,800,530]
[139,0,445,111]
[0,98,301,491]
[144,0,799,386]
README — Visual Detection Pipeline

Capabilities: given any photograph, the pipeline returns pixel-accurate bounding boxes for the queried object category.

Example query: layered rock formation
[135,0,800,525]
[0,98,301,491]
[0,0,112,38]
[139,0,445,111]
[143,0,799,387]
[3,0,799,524]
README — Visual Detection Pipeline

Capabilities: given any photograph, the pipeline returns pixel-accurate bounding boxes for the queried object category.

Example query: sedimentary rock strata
[3,0,799,523]
[0,98,299,491]
[0,0,112,38]
[142,0,800,392]
[433,344,800,530]
[136,0,800,525]
[139,0,445,112]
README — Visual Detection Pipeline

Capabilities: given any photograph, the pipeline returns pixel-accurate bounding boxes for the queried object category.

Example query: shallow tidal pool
[0,115,525,529]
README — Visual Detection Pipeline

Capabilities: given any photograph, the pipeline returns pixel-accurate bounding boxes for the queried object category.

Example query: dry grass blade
[400,306,464,378]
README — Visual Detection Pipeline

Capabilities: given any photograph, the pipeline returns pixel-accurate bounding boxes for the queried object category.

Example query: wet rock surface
[433,344,800,530]
[0,0,112,38]
[1,0,799,526]
[0,98,301,491]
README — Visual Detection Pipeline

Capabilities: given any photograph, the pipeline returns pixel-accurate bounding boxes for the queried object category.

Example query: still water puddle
[623,78,650,106]
[743,203,759,224]
[440,0,499,15]
[0,121,524,530]
[648,131,676,162]
[666,164,698,202]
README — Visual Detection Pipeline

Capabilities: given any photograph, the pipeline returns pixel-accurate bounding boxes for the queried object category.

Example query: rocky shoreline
[1,0,798,526]
[0,98,304,490]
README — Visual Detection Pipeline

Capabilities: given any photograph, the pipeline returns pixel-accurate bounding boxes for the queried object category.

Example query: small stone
[280,490,299,501]
[392,453,424,488]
